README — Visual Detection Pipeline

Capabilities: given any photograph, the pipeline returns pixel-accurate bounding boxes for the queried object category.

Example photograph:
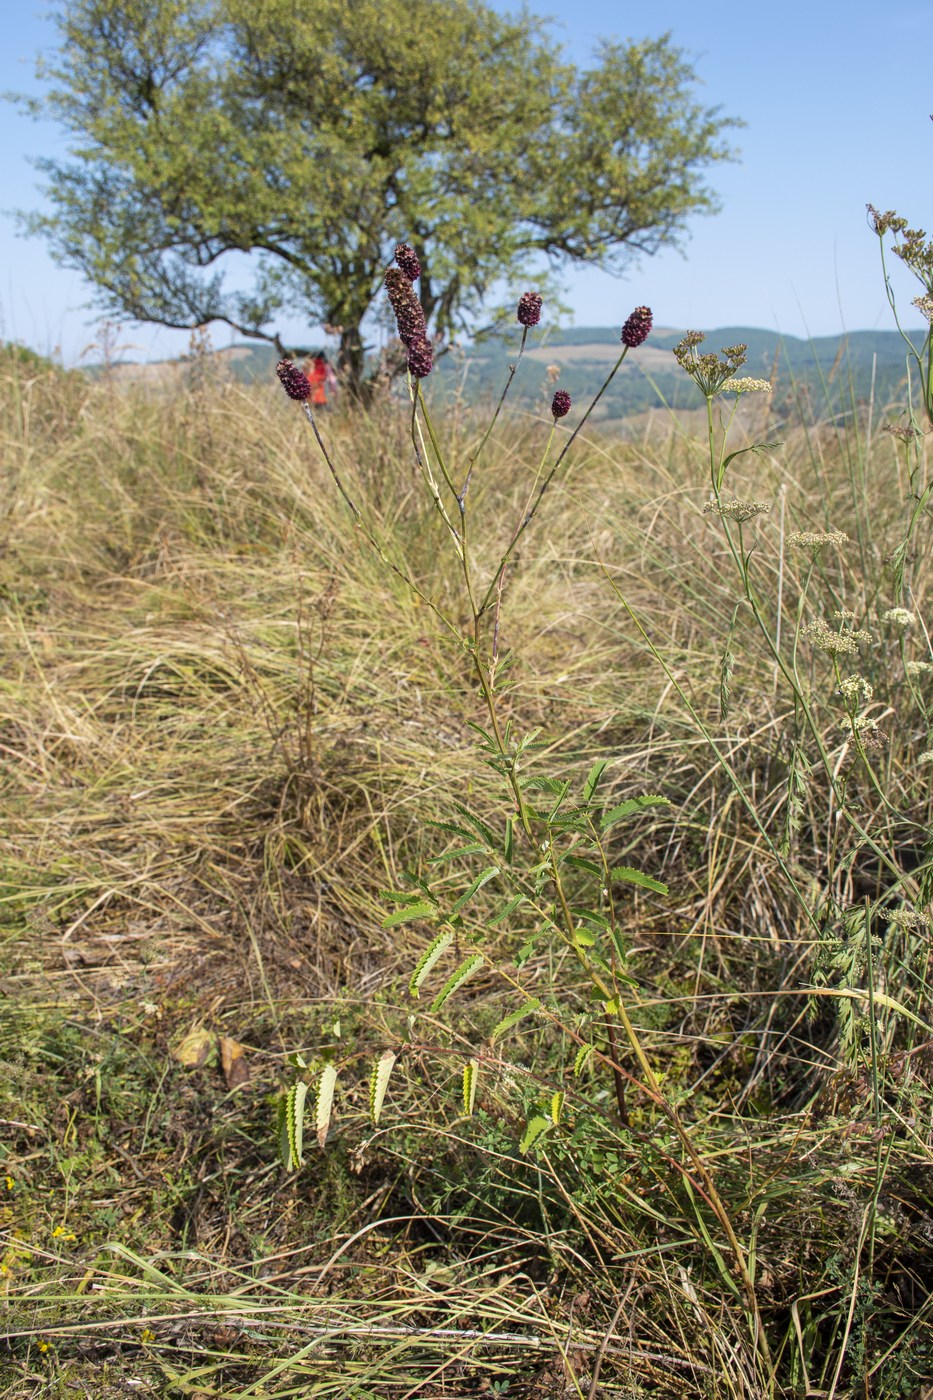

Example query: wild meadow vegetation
[2,222,933,1399]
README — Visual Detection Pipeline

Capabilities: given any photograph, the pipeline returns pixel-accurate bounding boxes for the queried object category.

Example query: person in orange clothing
[307,351,337,407]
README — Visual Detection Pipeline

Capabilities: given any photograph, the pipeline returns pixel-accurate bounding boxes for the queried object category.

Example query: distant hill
[90,326,927,424]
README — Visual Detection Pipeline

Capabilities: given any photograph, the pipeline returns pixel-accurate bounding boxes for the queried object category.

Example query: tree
[19,0,738,393]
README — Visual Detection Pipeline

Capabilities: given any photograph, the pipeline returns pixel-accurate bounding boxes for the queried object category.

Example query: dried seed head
[704,498,770,522]
[406,333,434,379]
[394,242,421,282]
[385,266,427,345]
[276,359,312,401]
[517,292,542,327]
[621,306,653,348]
[551,389,571,419]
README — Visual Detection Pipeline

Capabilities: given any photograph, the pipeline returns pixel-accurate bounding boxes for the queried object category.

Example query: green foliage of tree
[18,0,738,392]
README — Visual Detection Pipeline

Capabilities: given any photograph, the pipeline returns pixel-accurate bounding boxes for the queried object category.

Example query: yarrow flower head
[385,266,427,346]
[704,498,771,522]
[551,389,571,419]
[673,332,747,397]
[885,908,930,930]
[788,529,849,553]
[802,618,872,656]
[721,377,772,395]
[276,359,312,401]
[836,674,874,706]
[394,242,421,282]
[883,607,916,629]
[517,292,542,327]
[906,660,933,677]
[621,306,653,348]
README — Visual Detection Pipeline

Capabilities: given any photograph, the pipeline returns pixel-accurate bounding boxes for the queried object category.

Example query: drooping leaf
[316,1063,338,1148]
[550,1091,565,1125]
[519,1115,552,1154]
[462,1058,479,1115]
[600,795,670,828]
[450,802,497,847]
[582,759,610,804]
[429,844,487,864]
[564,855,602,876]
[490,998,541,1044]
[430,953,484,1013]
[503,817,514,865]
[489,894,526,926]
[610,865,669,895]
[573,1042,594,1077]
[369,1050,397,1125]
[409,928,455,997]
[449,866,500,916]
[571,906,611,928]
[383,901,437,929]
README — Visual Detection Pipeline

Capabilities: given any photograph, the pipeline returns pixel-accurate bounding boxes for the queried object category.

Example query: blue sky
[1,0,931,363]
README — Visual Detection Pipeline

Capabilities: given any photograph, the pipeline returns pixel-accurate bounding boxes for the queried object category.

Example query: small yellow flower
[51,1225,77,1241]
[4,1177,12,1191]
[37,1340,52,1353]
[140,1327,156,1344]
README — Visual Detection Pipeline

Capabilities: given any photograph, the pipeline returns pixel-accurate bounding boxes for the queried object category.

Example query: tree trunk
[337,325,366,400]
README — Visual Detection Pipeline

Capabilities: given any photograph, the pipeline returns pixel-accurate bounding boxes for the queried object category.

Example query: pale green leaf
[490,997,541,1044]
[463,1058,479,1115]
[519,1114,552,1154]
[316,1063,338,1149]
[601,795,670,828]
[409,928,455,997]
[430,953,484,1013]
[610,865,669,895]
[449,865,500,916]
[370,1050,397,1125]
[383,901,437,928]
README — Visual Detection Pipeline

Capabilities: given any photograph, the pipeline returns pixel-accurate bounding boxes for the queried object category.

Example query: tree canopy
[20,0,739,391]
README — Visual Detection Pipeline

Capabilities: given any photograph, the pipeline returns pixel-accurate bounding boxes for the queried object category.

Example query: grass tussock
[1,339,932,1399]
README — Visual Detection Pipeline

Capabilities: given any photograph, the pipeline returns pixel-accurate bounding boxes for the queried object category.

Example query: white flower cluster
[704,498,771,522]
[722,377,772,394]
[885,908,930,931]
[883,607,916,629]
[802,618,872,656]
[836,674,873,705]
[906,660,933,677]
[788,529,849,551]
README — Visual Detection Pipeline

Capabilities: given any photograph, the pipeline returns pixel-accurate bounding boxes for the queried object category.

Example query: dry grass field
[1,344,931,1398]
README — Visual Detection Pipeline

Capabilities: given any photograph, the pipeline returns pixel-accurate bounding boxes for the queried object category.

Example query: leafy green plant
[275,267,781,1387]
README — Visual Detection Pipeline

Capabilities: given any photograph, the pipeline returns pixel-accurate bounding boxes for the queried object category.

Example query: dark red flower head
[621,306,653,348]
[394,242,421,282]
[517,292,542,327]
[551,389,571,419]
[385,267,427,346]
[276,359,312,401]
[406,333,434,379]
